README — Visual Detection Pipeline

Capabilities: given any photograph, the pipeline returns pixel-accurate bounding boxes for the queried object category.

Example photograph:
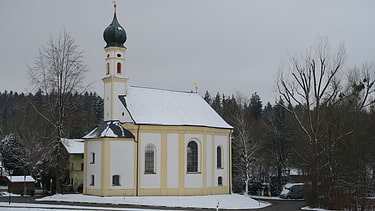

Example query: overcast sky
[1,0,375,104]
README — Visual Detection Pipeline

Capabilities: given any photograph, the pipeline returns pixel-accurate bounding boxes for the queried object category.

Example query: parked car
[279,183,304,199]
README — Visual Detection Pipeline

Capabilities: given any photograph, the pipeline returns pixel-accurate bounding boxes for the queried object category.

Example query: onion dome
[103,5,127,48]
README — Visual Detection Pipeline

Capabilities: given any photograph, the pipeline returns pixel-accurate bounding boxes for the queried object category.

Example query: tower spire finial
[112,1,117,13]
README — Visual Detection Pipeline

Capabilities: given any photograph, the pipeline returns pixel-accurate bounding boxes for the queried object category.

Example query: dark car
[279,183,304,199]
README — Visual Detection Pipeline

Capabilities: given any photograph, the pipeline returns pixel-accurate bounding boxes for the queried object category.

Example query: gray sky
[1,0,375,104]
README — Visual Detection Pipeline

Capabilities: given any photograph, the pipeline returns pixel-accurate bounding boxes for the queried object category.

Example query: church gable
[119,86,232,129]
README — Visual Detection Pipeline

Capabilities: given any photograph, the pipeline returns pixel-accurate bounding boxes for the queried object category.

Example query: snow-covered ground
[33,193,269,210]
[0,193,333,211]
[301,206,330,211]
[0,202,165,211]
[250,195,304,201]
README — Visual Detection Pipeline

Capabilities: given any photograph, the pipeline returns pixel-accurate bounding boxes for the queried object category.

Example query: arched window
[145,144,155,174]
[187,141,198,173]
[117,62,121,74]
[106,63,110,74]
[112,175,120,186]
[217,146,222,169]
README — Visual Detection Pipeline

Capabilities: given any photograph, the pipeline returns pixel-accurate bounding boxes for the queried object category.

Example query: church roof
[83,121,135,139]
[120,86,233,129]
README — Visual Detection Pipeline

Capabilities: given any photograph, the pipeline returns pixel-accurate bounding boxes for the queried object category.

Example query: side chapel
[83,3,233,196]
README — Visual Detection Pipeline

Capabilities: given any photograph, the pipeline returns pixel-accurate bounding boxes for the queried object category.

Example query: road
[0,196,306,211]
[251,199,306,211]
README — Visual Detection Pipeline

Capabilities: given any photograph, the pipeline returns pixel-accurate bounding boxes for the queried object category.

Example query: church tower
[102,3,128,121]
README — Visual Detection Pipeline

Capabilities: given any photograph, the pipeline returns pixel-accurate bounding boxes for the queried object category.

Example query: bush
[327,197,375,210]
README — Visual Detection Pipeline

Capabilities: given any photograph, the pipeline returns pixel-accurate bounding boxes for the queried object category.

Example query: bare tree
[231,93,258,195]
[278,37,347,207]
[28,29,88,193]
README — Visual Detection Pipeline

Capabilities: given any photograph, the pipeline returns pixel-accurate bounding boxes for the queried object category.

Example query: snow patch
[60,138,84,154]
[37,194,270,209]
[301,206,331,211]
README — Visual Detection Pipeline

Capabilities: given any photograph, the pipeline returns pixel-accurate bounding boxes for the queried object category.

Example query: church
[83,4,233,197]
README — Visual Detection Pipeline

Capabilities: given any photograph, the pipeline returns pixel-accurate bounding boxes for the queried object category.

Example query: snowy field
[0,194,334,211]
[34,193,270,210]
[0,194,270,210]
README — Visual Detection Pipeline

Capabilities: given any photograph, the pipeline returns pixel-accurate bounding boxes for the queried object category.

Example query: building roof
[120,86,233,129]
[83,121,135,139]
[5,176,35,183]
[61,138,84,154]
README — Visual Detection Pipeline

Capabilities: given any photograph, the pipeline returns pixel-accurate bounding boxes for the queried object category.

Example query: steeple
[102,2,129,122]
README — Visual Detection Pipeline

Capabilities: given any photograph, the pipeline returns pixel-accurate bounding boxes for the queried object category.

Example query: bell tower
[102,2,128,121]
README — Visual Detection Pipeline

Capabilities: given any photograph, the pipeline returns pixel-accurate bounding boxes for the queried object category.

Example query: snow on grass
[250,195,304,201]
[301,206,331,211]
[37,193,270,209]
[0,192,22,197]
[0,202,165,211]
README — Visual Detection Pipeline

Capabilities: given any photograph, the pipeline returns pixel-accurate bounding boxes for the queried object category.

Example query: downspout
[229,128,234,194]
[136,124,141,196]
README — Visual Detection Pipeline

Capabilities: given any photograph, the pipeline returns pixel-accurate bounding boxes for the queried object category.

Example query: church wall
[184,134,203,189]
[113,81,127,121]
[206,135,213,188]
[86,141,102,190]
[140,133,161,189]
[104,82,111,121]
[110,140,135,190]
[119,124,232,196]
[167,134,179,188]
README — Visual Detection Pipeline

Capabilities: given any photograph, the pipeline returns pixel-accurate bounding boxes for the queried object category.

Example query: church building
[83,4,233,196]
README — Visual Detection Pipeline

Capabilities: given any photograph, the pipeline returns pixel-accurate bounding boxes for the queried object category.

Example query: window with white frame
[145,144,155,174]
[218,176,223,186]
[112,175,120,186]
[187,141,198,173]
[217,146,223,169]
[90,152,95,164]
[90,175,95,186]
[117,62,121,74]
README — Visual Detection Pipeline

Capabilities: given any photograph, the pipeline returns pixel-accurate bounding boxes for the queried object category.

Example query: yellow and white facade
[83,4,233,197]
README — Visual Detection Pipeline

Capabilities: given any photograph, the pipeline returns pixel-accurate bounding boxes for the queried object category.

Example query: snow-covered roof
[289,168,303,176]
[83,121,135,139]
[120,86,233,129]
[61,138,84,154]
[6,176,35,183]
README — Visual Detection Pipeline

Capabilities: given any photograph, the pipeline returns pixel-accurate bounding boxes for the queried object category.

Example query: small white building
[83,4,233,197]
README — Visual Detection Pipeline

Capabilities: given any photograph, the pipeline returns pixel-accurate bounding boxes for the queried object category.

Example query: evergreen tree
[211,92,222,113]
[203,90,212,105]
[250,92,263,119]
[0,134,27,175]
